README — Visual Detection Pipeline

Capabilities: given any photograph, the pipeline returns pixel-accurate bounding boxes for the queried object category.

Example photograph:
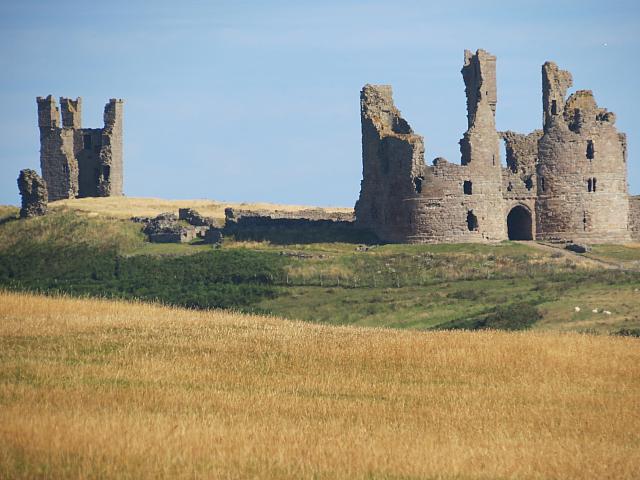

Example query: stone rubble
[136,210,223,244]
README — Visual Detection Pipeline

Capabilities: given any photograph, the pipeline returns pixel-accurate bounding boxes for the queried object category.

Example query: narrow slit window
[551,100,558,115]
[524,177,533,190]
[592,178,597,192]
[587,178,593,192]
[413,176,424,194]
[466,211,478,232]
[463,181,472,195]
[540,177,546,192]
[586,140,595,160]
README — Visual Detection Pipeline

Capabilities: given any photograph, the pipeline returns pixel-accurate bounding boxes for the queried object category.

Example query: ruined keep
[17,169,48,218]
[37,95,124,201]
[355,49,637,244]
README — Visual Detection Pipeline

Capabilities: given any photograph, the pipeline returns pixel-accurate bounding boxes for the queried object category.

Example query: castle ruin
[355,49,636,244]
[37,95,124,201]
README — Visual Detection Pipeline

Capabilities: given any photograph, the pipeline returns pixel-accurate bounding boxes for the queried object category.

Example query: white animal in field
[603,310,612,315]
[592,309,598,313]
[574,306,581,312]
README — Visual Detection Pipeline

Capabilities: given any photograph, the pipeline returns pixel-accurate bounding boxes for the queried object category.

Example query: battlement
[36,95,60,128]
[60,97,82,128]
[104,99,124,127]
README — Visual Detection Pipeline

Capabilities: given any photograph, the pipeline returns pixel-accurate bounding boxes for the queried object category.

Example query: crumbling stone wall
[179,208,217,227]
[354,84,425,242]
[499,130,541,233]
[500,130,541,195]
[629,196,640,241]
[224,208,364,243]
[37,95,124,201]
[17,169,48,218]
[354,50,633,244]
[97,99,124,197]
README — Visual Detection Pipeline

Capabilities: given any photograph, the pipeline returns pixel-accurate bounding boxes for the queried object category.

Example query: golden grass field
[49,196,353,222]
[1,291,639,479]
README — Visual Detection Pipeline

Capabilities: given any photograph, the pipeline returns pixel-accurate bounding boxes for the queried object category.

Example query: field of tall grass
[49,196,353,222]
[1,290,638,479]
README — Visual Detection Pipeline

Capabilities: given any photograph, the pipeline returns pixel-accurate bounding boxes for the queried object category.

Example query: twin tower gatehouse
[355,49,636,244]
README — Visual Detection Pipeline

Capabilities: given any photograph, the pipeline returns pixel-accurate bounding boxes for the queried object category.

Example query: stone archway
[507,205,533,240]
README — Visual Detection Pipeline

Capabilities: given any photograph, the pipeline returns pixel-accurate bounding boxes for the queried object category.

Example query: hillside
[1,198,640,334]
[1,291,638,479]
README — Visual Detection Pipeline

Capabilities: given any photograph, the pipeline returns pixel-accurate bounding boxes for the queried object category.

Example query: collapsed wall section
[500,130,541,200]
[629,196,640,241]
[17,169,48,218]
[354,85,425,242]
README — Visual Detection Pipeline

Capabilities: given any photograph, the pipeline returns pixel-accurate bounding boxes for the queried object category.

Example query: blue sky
[1,0,639,206]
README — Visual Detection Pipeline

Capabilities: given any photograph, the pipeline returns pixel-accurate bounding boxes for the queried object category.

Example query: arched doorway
[507,205,533,240]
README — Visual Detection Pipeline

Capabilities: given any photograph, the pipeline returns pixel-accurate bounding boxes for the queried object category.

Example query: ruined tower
[536,63,630,243]
[354,50,634,244]
[355,49,508,243]
[456,49,506,241]
[354,85,425,242]
[37,96,124,201]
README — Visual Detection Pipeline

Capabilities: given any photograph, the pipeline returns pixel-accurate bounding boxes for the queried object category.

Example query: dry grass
[1,291,639,479]
[49,197,353,222]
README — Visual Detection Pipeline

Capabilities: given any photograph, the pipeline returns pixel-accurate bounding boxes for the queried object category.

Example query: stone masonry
[37,95,124,201]
[355,49,636,244]
[17,169,48,218]
[630,196,640,241]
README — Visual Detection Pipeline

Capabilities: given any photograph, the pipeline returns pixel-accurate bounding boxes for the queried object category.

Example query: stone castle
[355,49,640,244]
[24,52,639,244]
[37,95,124,201]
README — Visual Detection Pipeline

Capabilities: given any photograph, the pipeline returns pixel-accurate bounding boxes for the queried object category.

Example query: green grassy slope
[1,206,639,334]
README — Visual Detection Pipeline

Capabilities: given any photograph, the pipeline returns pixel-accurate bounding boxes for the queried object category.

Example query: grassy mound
[1,199,640,333]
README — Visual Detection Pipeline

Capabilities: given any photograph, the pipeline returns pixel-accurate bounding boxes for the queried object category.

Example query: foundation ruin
[355,49,638,244]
